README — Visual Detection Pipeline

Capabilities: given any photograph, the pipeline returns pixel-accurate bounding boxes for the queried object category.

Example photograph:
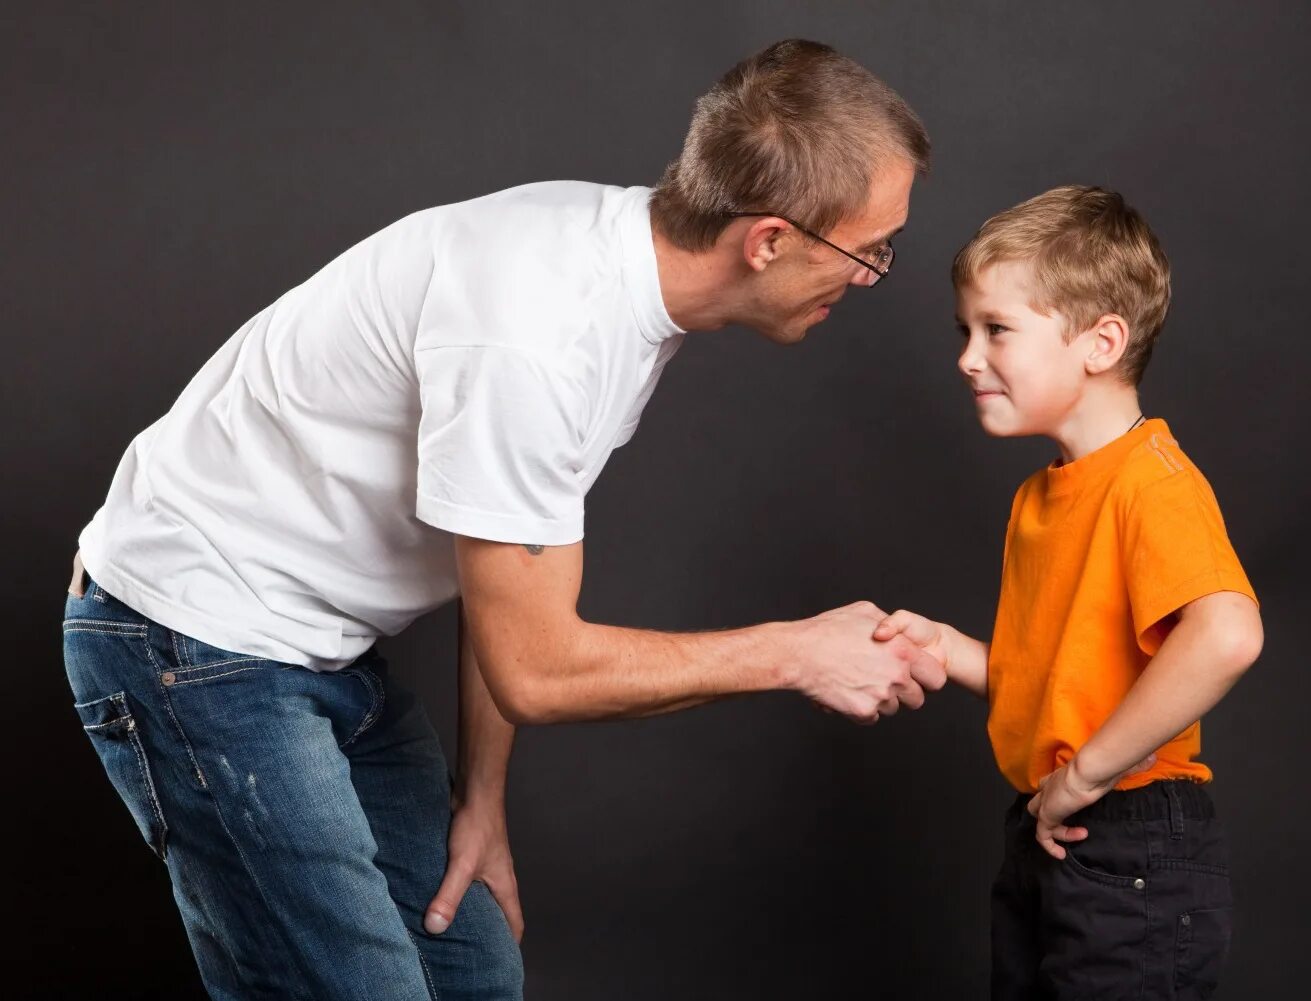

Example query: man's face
[954,261,1090,438]
[748,160,915,345]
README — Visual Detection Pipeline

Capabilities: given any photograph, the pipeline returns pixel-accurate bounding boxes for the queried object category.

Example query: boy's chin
[976,414,1035,439]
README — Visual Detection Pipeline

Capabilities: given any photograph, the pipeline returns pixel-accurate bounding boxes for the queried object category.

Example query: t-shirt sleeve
[1121,469,1257,655]
[413,345,588,545]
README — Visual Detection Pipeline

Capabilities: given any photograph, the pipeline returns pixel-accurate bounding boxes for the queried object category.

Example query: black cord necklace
[1127,413,1147,434]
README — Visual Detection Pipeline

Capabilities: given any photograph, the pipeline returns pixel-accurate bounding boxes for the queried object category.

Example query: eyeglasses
[726,211,895,285]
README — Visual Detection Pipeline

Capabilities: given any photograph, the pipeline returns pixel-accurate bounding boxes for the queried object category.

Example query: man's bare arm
[423,603,525,940]
[455,537,946,725]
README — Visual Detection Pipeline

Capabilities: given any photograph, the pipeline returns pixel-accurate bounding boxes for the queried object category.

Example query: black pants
[992,781,1233,1000]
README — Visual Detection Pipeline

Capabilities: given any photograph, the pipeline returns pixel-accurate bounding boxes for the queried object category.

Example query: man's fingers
[907,649,947,692]
[486,879,525,944]
[425,865,474,935]
[894,680,926,711]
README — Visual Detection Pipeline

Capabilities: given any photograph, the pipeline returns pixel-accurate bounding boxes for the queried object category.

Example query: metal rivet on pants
[1133,878,1146,890]
[162,671,176,686]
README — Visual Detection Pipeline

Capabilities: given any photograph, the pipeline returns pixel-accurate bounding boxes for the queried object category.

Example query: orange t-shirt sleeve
[1120,470,1257,656]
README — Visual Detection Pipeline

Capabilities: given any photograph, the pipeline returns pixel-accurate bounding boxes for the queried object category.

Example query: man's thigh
[64,583,436,1000]
[346,656,524,1001]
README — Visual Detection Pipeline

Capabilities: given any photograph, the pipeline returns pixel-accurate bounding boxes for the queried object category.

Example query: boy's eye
[986,323,1008,336]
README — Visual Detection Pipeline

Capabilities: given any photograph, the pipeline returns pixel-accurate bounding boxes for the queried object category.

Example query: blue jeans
[63,574,523,1000]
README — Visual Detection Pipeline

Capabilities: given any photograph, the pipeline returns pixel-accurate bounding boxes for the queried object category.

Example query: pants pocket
[1174,905,1232,1000]
[74,692,169,861]
[1040,852,1149,998]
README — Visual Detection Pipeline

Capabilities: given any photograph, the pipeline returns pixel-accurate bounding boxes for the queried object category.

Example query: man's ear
[742,217,791,273]
[1084,313,1130,375]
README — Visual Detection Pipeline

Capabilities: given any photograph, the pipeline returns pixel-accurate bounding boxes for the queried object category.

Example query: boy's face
[954,261,1091,438]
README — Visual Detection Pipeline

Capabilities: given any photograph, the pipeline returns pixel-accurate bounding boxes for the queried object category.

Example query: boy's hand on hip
[1028,753,1157,859]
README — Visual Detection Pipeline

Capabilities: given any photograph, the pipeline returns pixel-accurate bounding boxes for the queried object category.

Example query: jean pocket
[73,692,169,861]
[1174,906,1231,999]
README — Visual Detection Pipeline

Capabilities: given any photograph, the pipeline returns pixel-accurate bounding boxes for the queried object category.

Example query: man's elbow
[492,681,556,726]
[484,663,572,725]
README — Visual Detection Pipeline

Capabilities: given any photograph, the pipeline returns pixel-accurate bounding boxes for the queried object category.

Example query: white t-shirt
[79,182,684,671]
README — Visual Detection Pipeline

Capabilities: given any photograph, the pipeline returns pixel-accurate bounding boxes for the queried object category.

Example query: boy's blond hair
[650,39,930,252]
[952,186,1171,385]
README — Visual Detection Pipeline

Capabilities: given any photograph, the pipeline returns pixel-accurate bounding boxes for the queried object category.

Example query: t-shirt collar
[619,186,684,345]
[1045,417,1171,495]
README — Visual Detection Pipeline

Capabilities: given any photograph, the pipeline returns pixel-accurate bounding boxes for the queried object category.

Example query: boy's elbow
[1216,603,1263,677]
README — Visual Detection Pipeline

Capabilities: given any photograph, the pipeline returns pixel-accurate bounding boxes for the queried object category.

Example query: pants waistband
[1010,779,1216,824]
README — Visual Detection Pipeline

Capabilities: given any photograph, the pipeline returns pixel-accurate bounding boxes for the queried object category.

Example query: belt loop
[1165,782,1184,839]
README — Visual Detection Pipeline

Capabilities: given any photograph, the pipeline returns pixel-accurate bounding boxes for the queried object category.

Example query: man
[64,39,940,1000]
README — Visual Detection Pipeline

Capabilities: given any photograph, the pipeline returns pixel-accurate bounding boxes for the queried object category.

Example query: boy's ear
[1084,313,1130,375]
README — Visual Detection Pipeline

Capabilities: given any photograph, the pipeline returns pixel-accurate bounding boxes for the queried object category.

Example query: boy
[875,186,1263,999]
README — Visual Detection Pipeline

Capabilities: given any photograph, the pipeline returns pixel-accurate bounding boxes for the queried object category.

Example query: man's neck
[651,224,742,333]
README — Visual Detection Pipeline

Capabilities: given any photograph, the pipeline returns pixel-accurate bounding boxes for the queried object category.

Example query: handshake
[786,601,974,722]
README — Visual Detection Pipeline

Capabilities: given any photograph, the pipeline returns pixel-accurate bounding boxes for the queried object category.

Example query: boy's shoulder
[1108,423,1226,520]
[1115,426,1198,489]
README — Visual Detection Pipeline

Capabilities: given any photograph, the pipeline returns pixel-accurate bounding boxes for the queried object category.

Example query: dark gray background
[7,2,1308,997]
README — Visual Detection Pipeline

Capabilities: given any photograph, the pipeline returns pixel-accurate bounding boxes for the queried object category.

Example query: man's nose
[850,264,878,288]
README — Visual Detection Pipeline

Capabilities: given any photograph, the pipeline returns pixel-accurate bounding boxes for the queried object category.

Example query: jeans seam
[405,927,441,1000]
[171,665,265,686]
[63,621,148,636]
[147,626,211,790]
[340,668,386,749]
[169,656,262,676]
[150,629,319,997]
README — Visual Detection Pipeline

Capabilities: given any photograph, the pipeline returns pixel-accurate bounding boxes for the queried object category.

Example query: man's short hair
[650,39,930,252]
[952,186,1172,385]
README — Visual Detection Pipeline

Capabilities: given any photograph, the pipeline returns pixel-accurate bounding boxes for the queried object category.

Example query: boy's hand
[872,610,951,668]
[1027,753,1157,859]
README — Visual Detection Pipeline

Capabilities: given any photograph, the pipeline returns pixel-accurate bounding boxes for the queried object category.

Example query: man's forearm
[455,602,516,805]
[456,537,944,725]
[1072,592,1261,787]
[486,617,794,724]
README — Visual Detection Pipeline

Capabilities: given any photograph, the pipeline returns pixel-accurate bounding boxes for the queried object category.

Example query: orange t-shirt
[987,418,1256,794]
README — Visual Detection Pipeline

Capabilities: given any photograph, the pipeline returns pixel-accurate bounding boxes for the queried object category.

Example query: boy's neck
[1048,382,1145,465]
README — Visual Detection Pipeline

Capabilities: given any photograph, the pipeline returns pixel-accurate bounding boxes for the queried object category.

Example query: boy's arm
[1028,590,1262,857]
[874,611,990,698]
[1070,590,1262,788]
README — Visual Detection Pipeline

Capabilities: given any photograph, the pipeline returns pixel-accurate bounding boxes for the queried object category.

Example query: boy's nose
[958,340,986,377]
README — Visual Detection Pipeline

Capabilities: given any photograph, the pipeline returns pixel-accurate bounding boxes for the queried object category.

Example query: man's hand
[788,601,947,722]
[1027,753,1157,860]
[425,798,524,941]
